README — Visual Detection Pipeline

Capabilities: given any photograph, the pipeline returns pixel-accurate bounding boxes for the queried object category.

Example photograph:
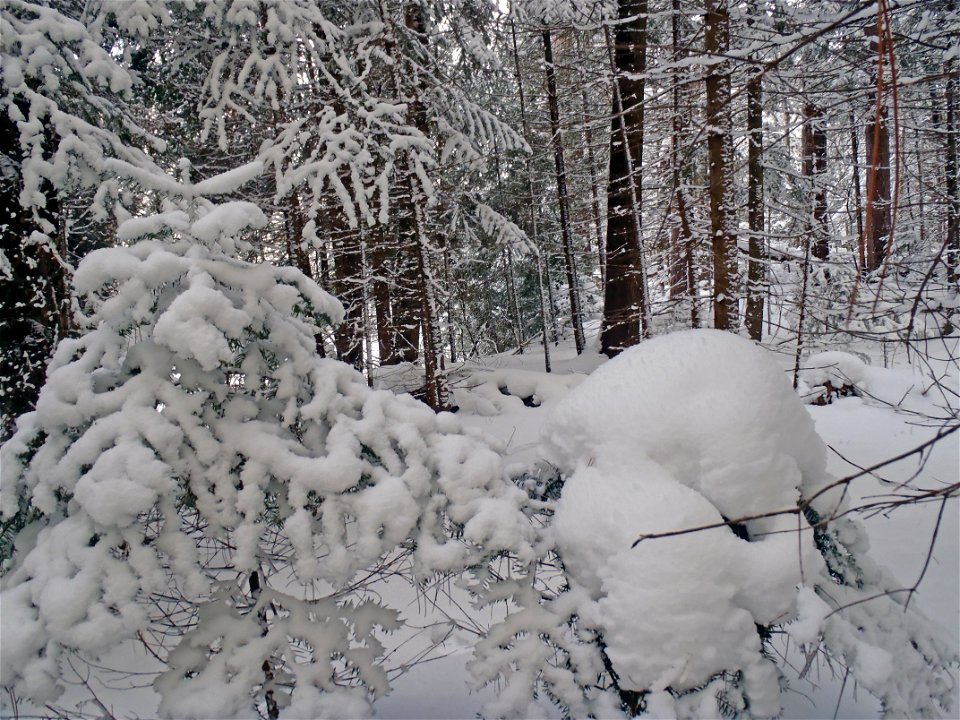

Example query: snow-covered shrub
[797,350,869,404]
[0,186,534,718]
[472,329,957,719]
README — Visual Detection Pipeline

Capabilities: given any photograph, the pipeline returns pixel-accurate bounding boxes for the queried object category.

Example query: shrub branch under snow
[470,330,958,719]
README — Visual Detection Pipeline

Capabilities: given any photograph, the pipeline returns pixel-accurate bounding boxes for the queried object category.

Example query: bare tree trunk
[285,192,310,279]
[850,110,864,258]
[579,59,607,291]
[493,136,525,352]
[389,189,423,363]
[600,0,650,357]
[705,0,738,330]
[368,236,394,363]
[332,228,365,369]
[409,175,447,410]
[542,29,585,355]
[669,0,699,329]
[442,244,457,364]
[864,14,892,273]
[360,237,374,386]
[803,103,829,261]
[744,73,765,340]
[945,19,959,286]
[505,246,524,350]
[668,0,688,302]
[399,1,447,409]
[510,20,552,372]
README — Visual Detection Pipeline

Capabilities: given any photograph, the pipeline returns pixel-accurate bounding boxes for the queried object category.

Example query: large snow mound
[545,329,828,521]
[547,330,830,715]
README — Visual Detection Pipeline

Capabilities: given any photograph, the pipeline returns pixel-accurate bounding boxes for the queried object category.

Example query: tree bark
[668,0,688,301]
[368,229,394,363]
[945,20,959,286]
[542,29,585,355]
[850,110,864,255]
[601,0,650,356]
[397,1,447,409]
[705,0,738,330]
[803,103,829,261]
[864,15,891,273]
[332,228,365,369]
[744,73,765,340]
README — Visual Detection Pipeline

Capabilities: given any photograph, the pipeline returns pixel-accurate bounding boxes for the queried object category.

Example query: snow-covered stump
[472,329,958,719]
[796,350,870,405]
[0,187,534,719]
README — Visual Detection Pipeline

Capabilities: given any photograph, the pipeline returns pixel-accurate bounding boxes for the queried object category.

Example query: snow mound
[797,350,869,403]
[547,330,826,714]
[452,367,584,416]
[537,329,958,718]
[546,329,827,521]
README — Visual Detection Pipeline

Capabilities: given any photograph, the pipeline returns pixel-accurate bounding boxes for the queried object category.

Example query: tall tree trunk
[359,237,374,385]
[669,0,699,328]
[510,20,552,372]
[332,228,365,369]
[579,70,607,292]
[542,29,585,355]
[668,0,687,301]
[744,73,765,340]
[601,0,650,357]
[803,103,829,261]
[705,0,738,330]
[493,136,525,352]
[286,191,313,280]
[864,14,892,273]
[397,1,447,409]
[945,17,959,286]
[505,246,524,350]
[409,175,446,410]
[389,184,423,363]
[368,235,394,364]
[441,243,458,364]
[850,109,864,255]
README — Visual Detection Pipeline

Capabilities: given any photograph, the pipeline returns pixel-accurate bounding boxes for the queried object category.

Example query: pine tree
[0,164,533,718]
[0,0,163,438]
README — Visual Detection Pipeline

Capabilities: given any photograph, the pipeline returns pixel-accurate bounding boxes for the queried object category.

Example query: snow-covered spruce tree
[186,0,531,397]
[470,330,958,719]
[0,165,534,718]
[0,0,166,438]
